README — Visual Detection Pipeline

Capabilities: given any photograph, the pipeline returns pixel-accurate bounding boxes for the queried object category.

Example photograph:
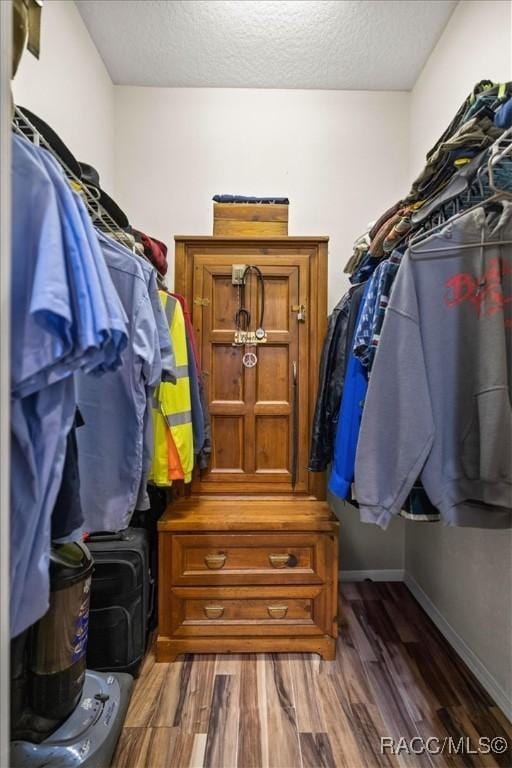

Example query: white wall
[410,0,512,178]
[114,86,410,310]
[13,0,115,192]
[406,0,512,712]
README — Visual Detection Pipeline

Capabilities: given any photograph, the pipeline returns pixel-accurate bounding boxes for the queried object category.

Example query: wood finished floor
[112,582,512,768]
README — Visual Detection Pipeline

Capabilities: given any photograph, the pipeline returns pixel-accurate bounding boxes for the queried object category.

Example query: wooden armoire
[157,235,339,662]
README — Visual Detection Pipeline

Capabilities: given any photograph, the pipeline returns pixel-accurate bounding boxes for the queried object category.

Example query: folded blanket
[213,194,289,204]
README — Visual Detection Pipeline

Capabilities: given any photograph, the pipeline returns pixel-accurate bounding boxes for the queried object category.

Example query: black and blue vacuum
[10,542,133,768]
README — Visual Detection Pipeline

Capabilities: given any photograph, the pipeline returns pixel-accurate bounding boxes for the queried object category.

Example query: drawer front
[169,585,333,637]
[169,533,331,585]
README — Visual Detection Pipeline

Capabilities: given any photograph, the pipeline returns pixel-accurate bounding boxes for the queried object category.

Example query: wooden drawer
[168,585,332,637]
[168,533,331,585]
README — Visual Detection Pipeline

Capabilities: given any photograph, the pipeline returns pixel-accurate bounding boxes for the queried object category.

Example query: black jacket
[308,283,366,472]
[308,293,351,471]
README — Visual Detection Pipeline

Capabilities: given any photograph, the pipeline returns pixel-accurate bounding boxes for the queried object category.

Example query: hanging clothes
[10,134,128,637]
[309,282,367,473]
[309,292,352,472]
[326,80,512,529]
[327,282,371,499]
[352,250,404,370]
[51,411,84,541]
[173,292,212,469]
[150,292,194,485]
[76,235,161,533]
[355,204,512,529]
[134,229,169,276]
[150,397,182,486]
[129,246,178,512]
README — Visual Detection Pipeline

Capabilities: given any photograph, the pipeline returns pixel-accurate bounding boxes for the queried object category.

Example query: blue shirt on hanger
[95,232,177,511]
[13,140,129,395]
[10,135,131,637]
[37,149,128,376]
[76,236,160,532]
[10,136,78,637]
[10,137,73,399]
[74,195,129,372]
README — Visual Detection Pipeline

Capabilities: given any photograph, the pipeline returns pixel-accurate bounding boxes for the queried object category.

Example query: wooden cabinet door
[192,254,310,494]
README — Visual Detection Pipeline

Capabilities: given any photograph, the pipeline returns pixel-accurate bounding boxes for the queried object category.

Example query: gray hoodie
[354,203,512,529]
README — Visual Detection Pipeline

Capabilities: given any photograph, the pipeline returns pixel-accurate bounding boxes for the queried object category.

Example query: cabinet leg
[320,637,336,661]
[155,637,182,663]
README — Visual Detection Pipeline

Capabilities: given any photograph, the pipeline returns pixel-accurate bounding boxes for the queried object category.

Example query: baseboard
[339,569,405,582]
[404,573,512,722]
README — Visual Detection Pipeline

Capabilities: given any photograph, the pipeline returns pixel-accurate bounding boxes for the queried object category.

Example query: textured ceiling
[76,0,457,91]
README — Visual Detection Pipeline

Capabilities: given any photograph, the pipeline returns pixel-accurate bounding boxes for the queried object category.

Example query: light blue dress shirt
[76,237,160,532]
[38,150,128,375]
[11,137,78,637]
[10,136,130,637]
[96,233,177,511]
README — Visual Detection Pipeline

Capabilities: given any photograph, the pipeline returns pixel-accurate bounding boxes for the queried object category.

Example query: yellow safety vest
[150,292,194,484]
[150,405,174,486]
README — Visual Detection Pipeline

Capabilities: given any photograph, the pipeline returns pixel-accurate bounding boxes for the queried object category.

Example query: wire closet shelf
[12,106,134,250]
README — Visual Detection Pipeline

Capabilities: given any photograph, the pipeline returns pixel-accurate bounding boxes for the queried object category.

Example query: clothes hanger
[408,126,512,258]
[12,106,135,251]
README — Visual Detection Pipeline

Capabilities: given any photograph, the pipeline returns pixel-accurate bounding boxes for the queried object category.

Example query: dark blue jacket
[328,282,369,500]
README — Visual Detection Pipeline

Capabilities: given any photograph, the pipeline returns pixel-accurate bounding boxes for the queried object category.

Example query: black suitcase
[86,528,153,677]
[131,485,167,632]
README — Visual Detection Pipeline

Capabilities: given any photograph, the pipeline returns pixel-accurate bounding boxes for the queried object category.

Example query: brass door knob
[204,604,224,619]
[267,605,288,619]
[269,553,290,568]
[204,553,226,569]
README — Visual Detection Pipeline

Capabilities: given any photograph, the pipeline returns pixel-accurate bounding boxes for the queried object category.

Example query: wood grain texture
[213,203,288,237]
[174,236,328,499]
[157,498,339,659]
[158,498,338,531]
[178,655,216,733]
[113,582,510,768]
[300,732,337,768]
[214,220,289,237]
[204,674,240,768]
[197,256,306,490]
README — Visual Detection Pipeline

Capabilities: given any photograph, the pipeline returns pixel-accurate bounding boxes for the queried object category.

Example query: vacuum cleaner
[10,542,133,768]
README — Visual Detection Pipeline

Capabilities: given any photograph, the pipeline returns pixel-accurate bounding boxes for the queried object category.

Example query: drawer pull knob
[267,604,288,619]
[204,604,224,619]
[269,554,290,568]
[205,554,226,569]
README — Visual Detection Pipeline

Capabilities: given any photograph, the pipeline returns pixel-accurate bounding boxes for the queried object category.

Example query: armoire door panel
[256,416,290,472]
[211,344,243,402]
[258,276,291,331]
[253,402,291,416]
[191,252,312,493]
[256,345,289,402]
[211,416,244,471]
[210,275,236,331]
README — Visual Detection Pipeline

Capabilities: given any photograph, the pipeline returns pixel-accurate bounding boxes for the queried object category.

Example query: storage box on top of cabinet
[213,203,289,236]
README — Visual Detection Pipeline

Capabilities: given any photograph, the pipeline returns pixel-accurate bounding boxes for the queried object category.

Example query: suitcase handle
[86,531,128,543]
[147,574,155,621]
